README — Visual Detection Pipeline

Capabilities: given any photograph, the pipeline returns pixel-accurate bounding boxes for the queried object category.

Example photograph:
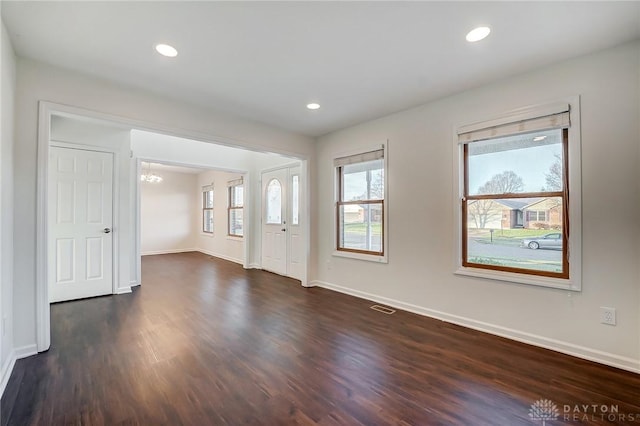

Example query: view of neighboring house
[343,204,365,223]
[468,197,563,230]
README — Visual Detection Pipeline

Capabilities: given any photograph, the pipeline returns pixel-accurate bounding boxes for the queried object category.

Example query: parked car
[522,233,562,250]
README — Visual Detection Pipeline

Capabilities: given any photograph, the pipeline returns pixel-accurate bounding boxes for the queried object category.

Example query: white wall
[0,17,16,391]
[141,170,197,255]
[13,58,314,352]
[195,170,244,264]
[314,41,640,371]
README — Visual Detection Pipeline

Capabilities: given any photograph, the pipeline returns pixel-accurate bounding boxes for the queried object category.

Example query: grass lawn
[344,222,382,235]
[469,256,562,273]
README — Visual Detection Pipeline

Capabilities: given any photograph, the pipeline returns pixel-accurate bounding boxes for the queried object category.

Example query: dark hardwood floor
[2,252,639,425]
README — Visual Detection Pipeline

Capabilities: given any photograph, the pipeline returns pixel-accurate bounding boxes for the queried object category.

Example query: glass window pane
[342,159,384,201]
[231,185,243,207]
[204,190,214,208]
[466,196,563,273]
[229,208,243,236]
[266,179,282,224]
[338,202,383,253]
[467,129,563,196]
[292,175,299,225]
[203,209,213,233]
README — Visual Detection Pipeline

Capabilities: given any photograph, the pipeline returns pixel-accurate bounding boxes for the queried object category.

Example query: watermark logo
[528,399,640,423]
[529,399,560,425]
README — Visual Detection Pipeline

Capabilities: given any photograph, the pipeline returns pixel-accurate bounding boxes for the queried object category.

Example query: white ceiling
[3,2,639,137]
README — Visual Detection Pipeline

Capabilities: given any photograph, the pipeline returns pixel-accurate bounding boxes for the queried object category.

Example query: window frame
[227,181,244,238]
[461,129,569,279]
[333,143,388,263]
[454,98,582,291]
[202,186,214,234]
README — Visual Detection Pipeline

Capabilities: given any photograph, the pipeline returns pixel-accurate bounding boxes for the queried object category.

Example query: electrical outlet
[600,307,616,326]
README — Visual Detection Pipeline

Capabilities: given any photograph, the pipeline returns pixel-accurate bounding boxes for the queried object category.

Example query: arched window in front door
[266,178,282,224]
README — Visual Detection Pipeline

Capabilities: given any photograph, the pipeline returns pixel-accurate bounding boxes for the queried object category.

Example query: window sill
[200,232,214,238]
[455,266,580,291]
[332,250,388,264]
[226,235,243,241]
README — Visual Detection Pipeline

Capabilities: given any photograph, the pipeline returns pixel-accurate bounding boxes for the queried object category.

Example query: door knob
[103,228,112,234]
[281,228,286,232]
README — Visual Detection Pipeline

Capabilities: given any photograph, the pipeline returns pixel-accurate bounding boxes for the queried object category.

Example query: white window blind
[202,184,214,192]
[458,104,570,143]
[334,148,384,167]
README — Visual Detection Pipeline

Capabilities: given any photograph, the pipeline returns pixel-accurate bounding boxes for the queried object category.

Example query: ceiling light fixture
[140,163,163,183]
[155,43,178,57]
[466,27,491,42]
[533,136,547,142]
[306,103,321,110]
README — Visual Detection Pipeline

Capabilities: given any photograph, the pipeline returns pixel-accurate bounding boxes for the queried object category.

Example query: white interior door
[261,168,288,275]
[48,146,114,303]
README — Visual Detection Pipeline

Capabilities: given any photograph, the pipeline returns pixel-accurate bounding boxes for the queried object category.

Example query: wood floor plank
[2,252,639,425]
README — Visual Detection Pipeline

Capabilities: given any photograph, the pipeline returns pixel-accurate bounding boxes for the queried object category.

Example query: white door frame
[36,101,312,352]
[36,112,124,351]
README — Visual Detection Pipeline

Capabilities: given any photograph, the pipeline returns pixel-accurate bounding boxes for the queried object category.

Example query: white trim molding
[198,249,243,265]
[141,248,197,256]
[14,344,38,360]
[310,280,640,374]
[1,345,39,398]
[0,351,16,398]
[36,102,52,352]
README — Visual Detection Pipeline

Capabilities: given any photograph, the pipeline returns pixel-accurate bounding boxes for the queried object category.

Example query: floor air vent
[370,304,396,315]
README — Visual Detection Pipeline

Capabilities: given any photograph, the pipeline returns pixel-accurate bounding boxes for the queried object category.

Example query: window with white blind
[457,100,582,289]
[334,145,387,260]
[228,178,244,237]
[202,184,214,234]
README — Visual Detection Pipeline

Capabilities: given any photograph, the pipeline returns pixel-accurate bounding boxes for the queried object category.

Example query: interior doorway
[36,102,311,352]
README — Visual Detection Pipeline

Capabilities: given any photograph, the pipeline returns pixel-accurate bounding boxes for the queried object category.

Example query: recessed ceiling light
[466,27,491,42]
[155,43,178,57]
[306,103,320,110]
[533,136,547,142]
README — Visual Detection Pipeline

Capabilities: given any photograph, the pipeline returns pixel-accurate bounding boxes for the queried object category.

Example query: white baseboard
[310,280,640,374]
[130,280,140,287]
[248,263,261,269]
[116,287,132,295]
[14,344,37,359]
[141,248,197,256]
[197,249,243,265]
[0,350,16,398]
[0,344,38,398]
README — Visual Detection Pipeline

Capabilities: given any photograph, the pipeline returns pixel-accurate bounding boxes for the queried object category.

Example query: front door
[261,168,288,276]
[48,146,114,302]
[261,165,304,280]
